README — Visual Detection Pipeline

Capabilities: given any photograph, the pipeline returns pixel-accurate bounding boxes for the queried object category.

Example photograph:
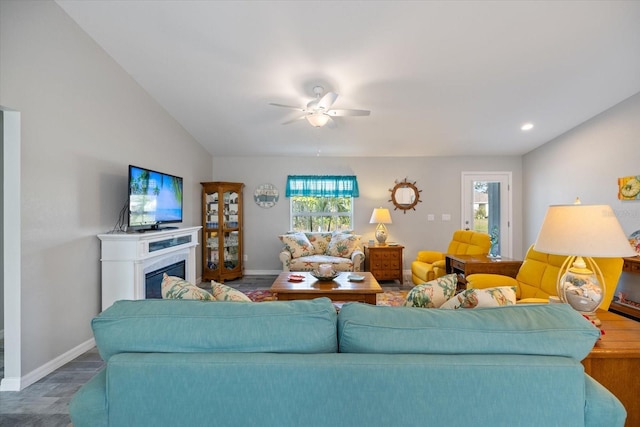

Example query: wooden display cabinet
[201,182,244,283]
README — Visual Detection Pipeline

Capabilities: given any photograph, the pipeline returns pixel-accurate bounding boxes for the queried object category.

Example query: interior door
[461,172,512,258]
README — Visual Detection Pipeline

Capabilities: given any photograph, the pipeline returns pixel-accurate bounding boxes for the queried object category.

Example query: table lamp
[369,207,392,245]
[533,200,635,324]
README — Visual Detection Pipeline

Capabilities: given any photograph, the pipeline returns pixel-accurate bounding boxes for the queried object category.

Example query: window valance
[285,175,359,198]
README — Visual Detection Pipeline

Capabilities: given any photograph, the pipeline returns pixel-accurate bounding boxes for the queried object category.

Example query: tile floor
[0,347,104,427]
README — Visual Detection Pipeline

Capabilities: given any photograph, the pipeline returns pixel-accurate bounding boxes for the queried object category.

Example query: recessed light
[521,123,534,131]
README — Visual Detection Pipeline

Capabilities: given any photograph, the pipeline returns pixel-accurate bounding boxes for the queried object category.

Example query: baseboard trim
[0,337,96,391]
[244,269,280,276]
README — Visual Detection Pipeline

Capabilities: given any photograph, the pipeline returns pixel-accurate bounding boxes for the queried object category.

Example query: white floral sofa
[278,231,364,272]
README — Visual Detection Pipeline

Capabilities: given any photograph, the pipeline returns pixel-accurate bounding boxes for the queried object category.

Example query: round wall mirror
[389,179,422,213]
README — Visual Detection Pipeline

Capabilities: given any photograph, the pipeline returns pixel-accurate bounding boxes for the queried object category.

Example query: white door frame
[461,171,512,258]
[1,108,21,391]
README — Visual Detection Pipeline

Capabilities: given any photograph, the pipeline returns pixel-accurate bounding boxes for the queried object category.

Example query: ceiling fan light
[306,113,330,127]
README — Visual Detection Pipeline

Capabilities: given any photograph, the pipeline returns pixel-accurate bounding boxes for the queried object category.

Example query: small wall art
[618,175,640,200]
[254,183,279,208]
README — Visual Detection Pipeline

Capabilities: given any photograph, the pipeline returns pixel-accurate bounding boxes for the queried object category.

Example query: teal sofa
[70,299,625,427]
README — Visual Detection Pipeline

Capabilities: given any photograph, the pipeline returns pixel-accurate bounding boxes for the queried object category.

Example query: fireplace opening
[145,260,186,299]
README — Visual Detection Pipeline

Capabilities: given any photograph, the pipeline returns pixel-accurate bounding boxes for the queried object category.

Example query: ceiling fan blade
[317,92,338,110]
[325,116,337,128]
[281,115,306,125]
[269,103,305,111]
[327,109,371,117]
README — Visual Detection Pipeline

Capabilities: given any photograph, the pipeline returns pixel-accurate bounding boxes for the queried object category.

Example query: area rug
[244,290,408,306]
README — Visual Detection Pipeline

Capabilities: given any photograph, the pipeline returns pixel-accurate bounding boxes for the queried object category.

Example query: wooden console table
[445,254,522,288]
[609,256,640,320]
[584,309,640,427]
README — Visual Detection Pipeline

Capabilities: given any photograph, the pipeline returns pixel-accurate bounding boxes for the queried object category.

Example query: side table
[445,254,522,290]
[364,244,404,282]
[583,310,640,427]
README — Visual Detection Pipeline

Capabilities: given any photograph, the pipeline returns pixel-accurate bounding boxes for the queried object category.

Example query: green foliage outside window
[291,196,353,232]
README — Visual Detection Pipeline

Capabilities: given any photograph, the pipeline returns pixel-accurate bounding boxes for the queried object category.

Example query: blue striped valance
[285,175,359,198]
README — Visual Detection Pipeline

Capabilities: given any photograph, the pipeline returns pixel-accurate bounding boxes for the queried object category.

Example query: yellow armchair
[411,230,492,285]
[466,245,624,310]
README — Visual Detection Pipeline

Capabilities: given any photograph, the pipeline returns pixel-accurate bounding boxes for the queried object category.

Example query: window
[286,175,359,232]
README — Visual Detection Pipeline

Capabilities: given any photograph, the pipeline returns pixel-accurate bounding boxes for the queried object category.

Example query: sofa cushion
[326,233,361,257]
[161,274,214,301]
[279,232,314,258]
[211,281,252,302]
[93,298,338,361]
[439,286,517,309]
[289,255,355,272]
[337,303,600,360]
[403,273,457,308]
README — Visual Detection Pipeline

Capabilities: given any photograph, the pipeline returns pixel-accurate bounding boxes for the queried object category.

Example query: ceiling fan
[269,86,370,127]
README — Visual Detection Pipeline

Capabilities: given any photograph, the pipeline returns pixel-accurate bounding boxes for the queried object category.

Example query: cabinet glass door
[205,230,219,270]
[222,230,240,270]
[224,191,239,229]
[205,191,219,230]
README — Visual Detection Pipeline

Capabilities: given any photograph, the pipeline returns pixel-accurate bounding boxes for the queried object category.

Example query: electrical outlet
[243,254,248,261]
[427,214,435,221]
[442,214,451,221]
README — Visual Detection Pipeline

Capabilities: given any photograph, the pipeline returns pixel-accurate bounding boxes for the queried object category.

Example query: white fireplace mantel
[98,226,201,311]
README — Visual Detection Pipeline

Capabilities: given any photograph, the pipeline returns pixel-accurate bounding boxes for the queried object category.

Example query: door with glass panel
[461,172,512,258]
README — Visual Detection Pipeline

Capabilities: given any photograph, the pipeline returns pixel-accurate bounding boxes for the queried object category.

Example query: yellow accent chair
[411,230,492,285]
[465,245,624,310]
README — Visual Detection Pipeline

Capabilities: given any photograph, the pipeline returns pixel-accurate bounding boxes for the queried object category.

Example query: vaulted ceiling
[56,1,640,158]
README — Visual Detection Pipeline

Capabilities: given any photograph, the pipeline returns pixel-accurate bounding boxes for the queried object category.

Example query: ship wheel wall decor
[389,178,422,213]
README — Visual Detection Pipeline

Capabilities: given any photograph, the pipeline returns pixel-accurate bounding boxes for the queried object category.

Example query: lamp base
[375,224,388,246]
[582,311,602,327]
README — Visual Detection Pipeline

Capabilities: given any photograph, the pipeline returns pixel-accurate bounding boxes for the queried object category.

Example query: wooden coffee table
[270,271,383,304]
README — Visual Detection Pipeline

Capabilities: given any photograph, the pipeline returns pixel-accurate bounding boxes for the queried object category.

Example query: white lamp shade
[369,208,392,224]
[306,113,330,127]
[534,204,635,257]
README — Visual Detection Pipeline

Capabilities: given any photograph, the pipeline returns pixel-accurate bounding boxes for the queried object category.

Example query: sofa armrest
[466,273,518,290]
[432,259,446,269]
[416,250,445,264]
[279,250,292,272]
[351,250,364,272]
[584,374,626,427]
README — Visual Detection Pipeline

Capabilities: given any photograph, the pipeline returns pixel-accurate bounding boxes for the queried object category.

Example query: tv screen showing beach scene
[128,165,183,227]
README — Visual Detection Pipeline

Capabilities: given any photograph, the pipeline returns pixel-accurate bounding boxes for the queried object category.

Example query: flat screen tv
[128,165,183,231]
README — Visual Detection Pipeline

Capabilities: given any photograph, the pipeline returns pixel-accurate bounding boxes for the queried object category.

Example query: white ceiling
[56,0,640,158]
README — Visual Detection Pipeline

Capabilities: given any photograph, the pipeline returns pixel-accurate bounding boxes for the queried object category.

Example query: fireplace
[98,226,201,311]
[145,260,186,299]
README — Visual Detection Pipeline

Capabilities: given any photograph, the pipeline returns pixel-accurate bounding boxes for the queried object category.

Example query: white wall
[213,155,523,274]
[523,92,640,299]
[0,0,212,386]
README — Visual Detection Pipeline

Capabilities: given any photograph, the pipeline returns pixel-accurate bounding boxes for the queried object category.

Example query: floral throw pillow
[403,273,458,308]
[211,281,252,302]
[439,286,517,310]
[279,232,315,259]
[326,233,361,258]
[161,274,214,301]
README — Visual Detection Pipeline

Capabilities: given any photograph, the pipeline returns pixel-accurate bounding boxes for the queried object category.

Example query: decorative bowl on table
[311,270,340,281]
